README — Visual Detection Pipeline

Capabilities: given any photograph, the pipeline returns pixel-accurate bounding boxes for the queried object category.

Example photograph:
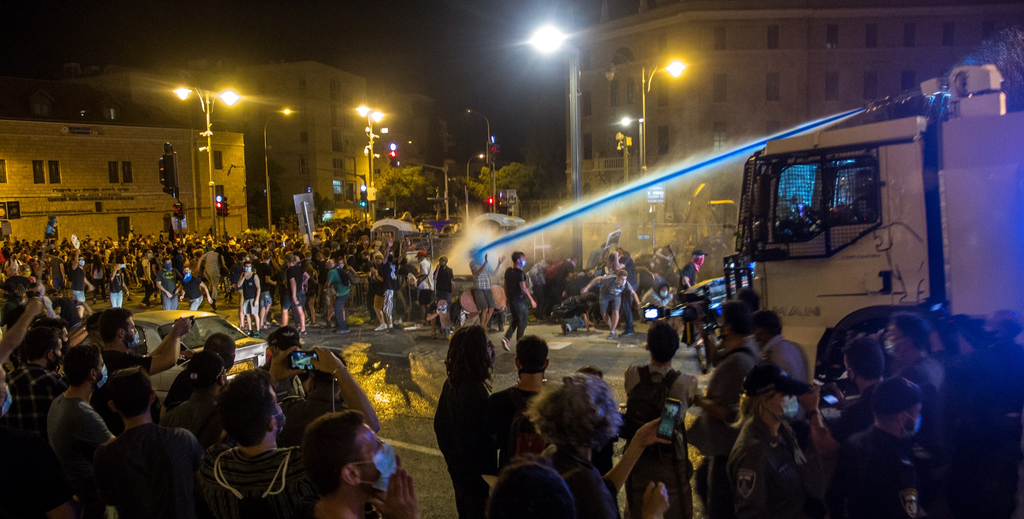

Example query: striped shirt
[199,444,317,519]
[0,365,67,438]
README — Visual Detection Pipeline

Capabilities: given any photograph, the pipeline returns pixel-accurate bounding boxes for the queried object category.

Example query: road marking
[547,341,572,350]
[383,438,444,457]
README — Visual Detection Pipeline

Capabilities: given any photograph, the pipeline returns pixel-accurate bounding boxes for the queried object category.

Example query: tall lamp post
[608,60,685,172]
[465,153,485,223]
[465,109,496,209]
[174,84,241,238]
[263,108,292,230]
[530,25,583,265]
[357,106,385,221]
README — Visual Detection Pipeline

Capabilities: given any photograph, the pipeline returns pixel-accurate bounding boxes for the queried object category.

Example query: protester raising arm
[147,317,192,375]
[0,298,45,364]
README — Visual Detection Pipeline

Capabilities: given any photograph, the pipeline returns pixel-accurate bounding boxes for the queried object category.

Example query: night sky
[0,0,578,170]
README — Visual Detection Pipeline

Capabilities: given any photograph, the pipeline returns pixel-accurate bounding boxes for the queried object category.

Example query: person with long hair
[433,325,495,519]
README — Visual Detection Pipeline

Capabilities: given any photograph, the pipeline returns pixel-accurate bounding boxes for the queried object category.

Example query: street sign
[638,235,650,240]
[367,186,377,202]
[647,184,665,204]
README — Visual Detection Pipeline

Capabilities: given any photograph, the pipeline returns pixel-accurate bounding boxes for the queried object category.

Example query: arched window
[611,47,634,65]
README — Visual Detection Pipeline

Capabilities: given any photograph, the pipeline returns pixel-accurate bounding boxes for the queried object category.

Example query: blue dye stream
[480,107,866,253]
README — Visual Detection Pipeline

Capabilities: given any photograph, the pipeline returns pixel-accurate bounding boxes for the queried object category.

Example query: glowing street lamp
[529,26,568,54]
[219,90,241,106]
[620,117,632,126]
[666,60,687,78]
[174,87,192,100]
[358,106,386,220]
[607,59,687,171]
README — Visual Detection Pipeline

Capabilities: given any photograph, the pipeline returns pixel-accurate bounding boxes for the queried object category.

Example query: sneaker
[374,325,388,332]
[607,333,617,340]
[501,337,511,352]
[336,328,350,334]
[621,332,635,337]
[299,329,308,336]
[252,331,262,338]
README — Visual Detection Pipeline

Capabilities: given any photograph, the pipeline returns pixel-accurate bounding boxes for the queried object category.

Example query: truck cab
[733,64,1024,379]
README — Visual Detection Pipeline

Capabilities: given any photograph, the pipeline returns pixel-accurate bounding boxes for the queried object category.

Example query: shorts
[242,299,257,314]
[418,289,434,306]
[260,292,273,309]
[374,295,385,310]
[601,294,621,314]
[281,292,305,310]
[382,289,394,315]
[72,290,86,303]
[473,288,495,310]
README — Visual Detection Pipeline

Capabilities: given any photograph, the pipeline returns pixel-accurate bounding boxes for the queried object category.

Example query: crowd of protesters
[1,225,1024,519]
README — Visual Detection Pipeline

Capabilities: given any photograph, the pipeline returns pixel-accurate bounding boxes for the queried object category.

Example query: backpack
[505,390,547,466]
[622,365,681,442]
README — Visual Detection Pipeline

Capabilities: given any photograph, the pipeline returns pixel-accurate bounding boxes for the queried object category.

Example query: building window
[333,180,344,200]
[657,83,669,107]
[982,21,995,40]
[346,182,355,201]
[345,157,356,173]
[299,156,308,174]
[609,79,620,107]
[825,72,840,101]
[713,73,727,102]
[766,121,781,135]
[582,90,592,117]
[0,159,5,183]
[583,133,593,160]
[658,125,669,155]
[48,161,60,184]
[32,160,44,183]
[343,113,353,129]
[943,22,955,47]
[826,24,839,48]
[901,70,916,92]
[333,158,344,177]
[108,161,119,183]
[766,72,780,102]
[712,123,726,151]
[903,23,916,48]
[331,105,340,127]
[655,33,667,53]
[332,129,344,152]
[626,78,638,104]
[330,80,341,101]
[213,150,223,170]
[300,132,308,143]
[767,25,780,49]
[865,23,878,48]
[121,162,133,183]
[714,27,726,50]
[31,98,52,117]
[863,71,878,100]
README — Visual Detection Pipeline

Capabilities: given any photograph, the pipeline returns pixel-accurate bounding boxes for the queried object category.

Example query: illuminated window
[713,123,726,151]
[775,164,822,242]
[333,180,344,200]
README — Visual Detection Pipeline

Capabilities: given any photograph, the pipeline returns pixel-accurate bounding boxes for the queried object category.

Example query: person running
[502,251,536,352]
[580,269,640,340]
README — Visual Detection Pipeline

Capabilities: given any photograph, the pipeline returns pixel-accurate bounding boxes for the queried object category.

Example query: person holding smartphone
[108,263,128,309]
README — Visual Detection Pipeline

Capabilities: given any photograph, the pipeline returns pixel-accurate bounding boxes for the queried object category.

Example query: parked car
[131,310,268,400]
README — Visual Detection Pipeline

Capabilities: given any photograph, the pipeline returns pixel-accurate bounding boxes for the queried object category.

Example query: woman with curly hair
[433,325,495,519]
[527,373,669,519]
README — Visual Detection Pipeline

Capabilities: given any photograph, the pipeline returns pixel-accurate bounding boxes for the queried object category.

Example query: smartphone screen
[822,394,839,405]
[657,398,682,440]
[289,350,318,371]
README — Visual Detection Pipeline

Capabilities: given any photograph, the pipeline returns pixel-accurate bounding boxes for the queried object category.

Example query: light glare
[371,111,384,123]
[356,106,371,117]
[666,60,687,78]
[530,26,567,54]
[620,117,632,126]
[174,88,192,100]
[282,108,292,115]
[219,90,241,106]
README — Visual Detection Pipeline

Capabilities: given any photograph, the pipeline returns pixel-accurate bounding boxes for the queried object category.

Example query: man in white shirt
[415,250,434,321]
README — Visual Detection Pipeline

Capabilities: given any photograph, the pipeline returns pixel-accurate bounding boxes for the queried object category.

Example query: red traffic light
[487,197,494,205]
[388,150,397,158]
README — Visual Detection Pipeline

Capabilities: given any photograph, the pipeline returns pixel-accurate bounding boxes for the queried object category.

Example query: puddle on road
[338,342,446,421]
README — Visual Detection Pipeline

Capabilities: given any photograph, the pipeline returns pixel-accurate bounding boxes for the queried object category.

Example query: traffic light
[215,195,225,217]
[222,197,230,217]
[490,143,500,157]
[388,142,399,167]
[173,203,184,219]
[159,142,179,198]
[359,184,368,208]
[487,197,495,211]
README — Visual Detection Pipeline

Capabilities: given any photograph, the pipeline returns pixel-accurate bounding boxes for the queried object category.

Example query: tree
[468,162,550,201]
[958,26,1024,112]
[375,164,435,216]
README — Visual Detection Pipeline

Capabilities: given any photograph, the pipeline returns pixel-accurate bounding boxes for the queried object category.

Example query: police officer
[727,363,823,519]
[826,377,923,519]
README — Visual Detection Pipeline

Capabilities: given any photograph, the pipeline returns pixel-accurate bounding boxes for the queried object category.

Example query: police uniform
[826,426,919,519]
[728,416,813,519]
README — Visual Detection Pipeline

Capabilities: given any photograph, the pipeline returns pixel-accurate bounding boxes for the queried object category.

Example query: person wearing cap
[415,249,434,323]
[162,350,228,449]
[679,249,705,292]
[727,363,822,519]
[485,335,549,469]
[264,326,307,400]
[826,377,923,519]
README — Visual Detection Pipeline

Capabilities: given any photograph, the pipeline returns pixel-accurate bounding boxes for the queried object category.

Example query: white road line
[383,438,444,457]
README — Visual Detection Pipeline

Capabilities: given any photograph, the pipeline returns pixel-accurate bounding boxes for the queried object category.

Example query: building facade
[0,78,247,240]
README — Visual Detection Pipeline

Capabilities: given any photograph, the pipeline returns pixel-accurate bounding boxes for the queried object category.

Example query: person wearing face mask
[69,249,95,307]
[0,326,67,438]
[679,249,705,292]
[47,344,114,519]
[826,377,923,519]
[156,256,183,310]
[303,410,419,519]
[92,308,193,434]
[502,251,537,352]
[727,363,822,519]
[180,266,213,311]
[237,260,262,337]
[641,282,674,308]
[199,369,318,519]
[139,250,157,308]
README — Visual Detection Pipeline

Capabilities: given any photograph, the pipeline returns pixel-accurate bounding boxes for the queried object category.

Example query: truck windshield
[774,157,879,243]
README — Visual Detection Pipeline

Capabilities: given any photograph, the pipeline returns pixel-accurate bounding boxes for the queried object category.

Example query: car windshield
[157,316,247,350]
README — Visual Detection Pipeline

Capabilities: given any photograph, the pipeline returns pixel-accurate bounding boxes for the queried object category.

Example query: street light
[358,106,385,220]
[465,109,496,208]
[607,60,687,171]
[530,25,583,265]
[174,81,242,238]
[264,107,293,230]
[465,153,485,223]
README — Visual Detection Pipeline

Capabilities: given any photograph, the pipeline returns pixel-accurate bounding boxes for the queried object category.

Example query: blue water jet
[480,108,866,254]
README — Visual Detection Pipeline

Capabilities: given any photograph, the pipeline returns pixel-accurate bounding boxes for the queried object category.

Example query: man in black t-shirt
[485,336,548,469]
[257,251,277,329]
[502,251,537,352]
[433,255,454,304]
[179,266,211,311]
[280,254,307,334]
[679,249,705,292]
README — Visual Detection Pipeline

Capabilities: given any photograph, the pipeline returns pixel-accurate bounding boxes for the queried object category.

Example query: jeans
[621,298,634,334]
[334,293,350,330]
[505,300,529,341]
[189,297,204,311]
[142,281,155,305]
[109,292,123,308]
[161,293,178,310]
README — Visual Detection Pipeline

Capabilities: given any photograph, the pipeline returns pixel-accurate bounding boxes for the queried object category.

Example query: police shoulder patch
[899,488,918,518]
[736,468,756,499]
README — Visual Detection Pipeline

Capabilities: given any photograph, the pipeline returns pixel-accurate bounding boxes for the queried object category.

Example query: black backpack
[622,365,681,441]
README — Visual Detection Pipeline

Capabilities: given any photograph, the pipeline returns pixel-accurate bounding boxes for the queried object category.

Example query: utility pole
[616,132,631,183]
